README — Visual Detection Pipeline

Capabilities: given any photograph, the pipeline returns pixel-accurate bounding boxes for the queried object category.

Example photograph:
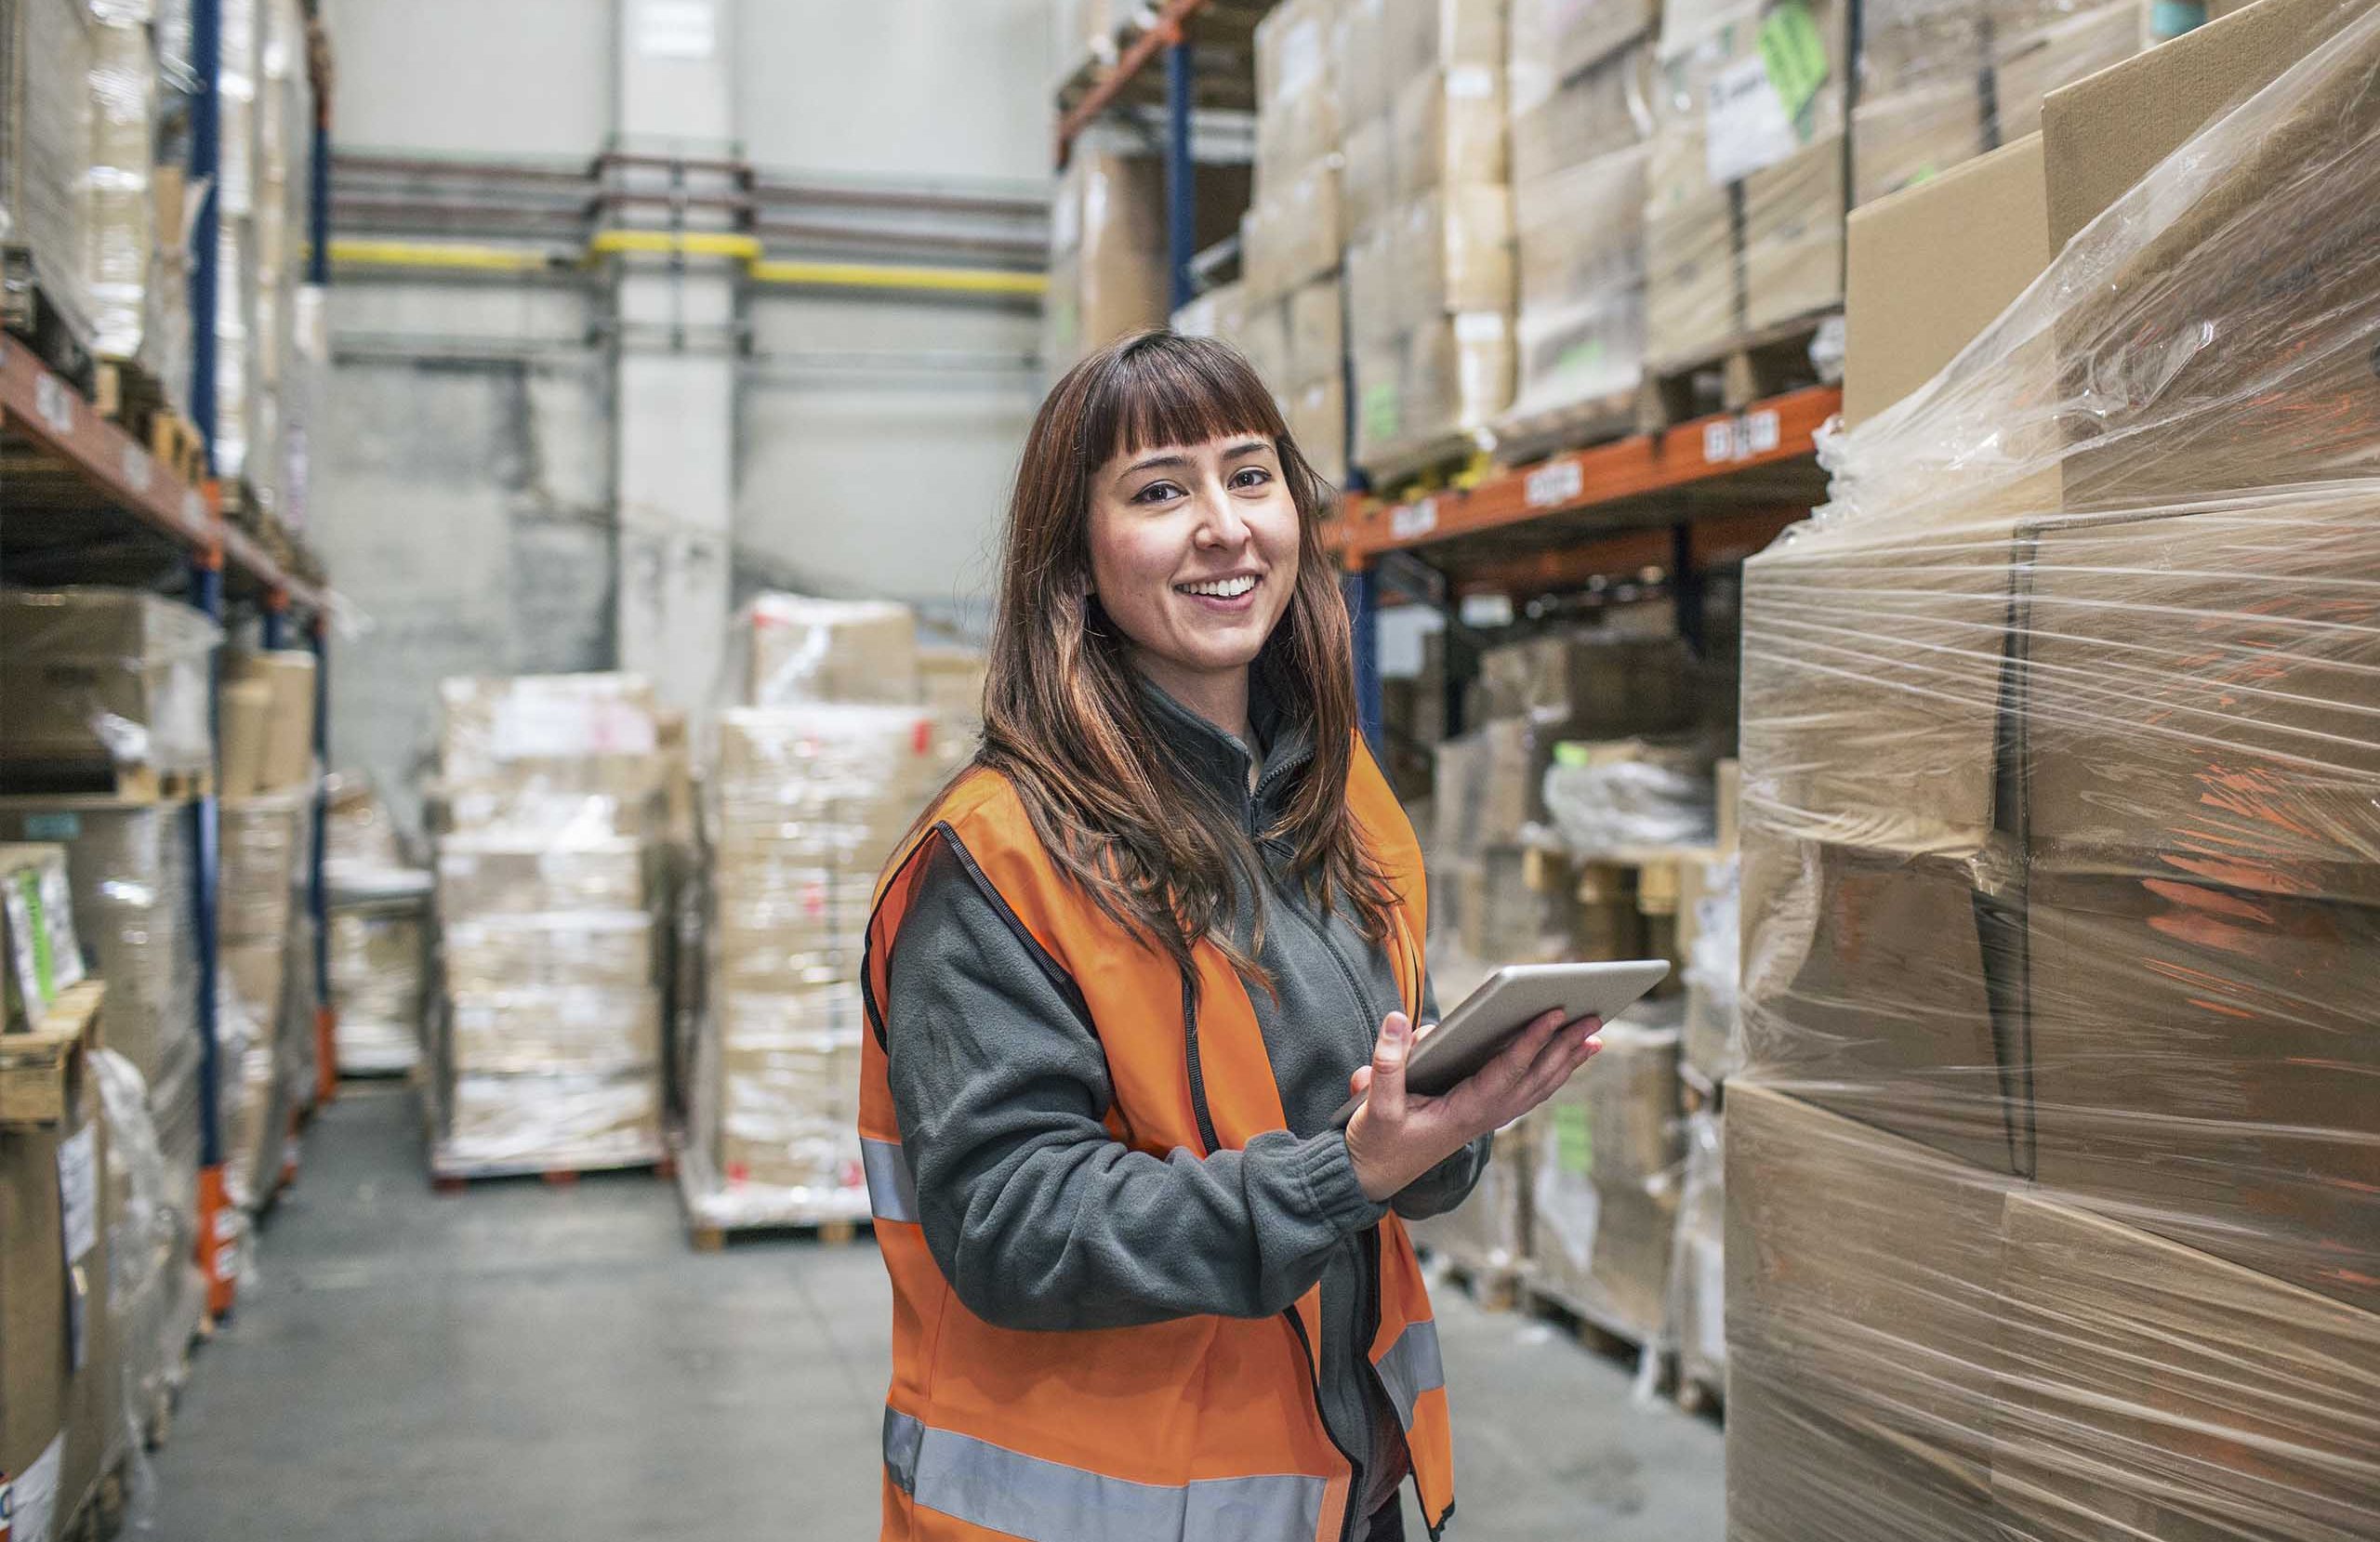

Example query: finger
[1368,1011,1412,1124]
[1349,1064,1373,1099]
[1482,1008,1568,1089]
[1513,1008,1585,1085]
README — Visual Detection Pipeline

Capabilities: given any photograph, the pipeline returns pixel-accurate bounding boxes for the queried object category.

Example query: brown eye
[1133,480,1184,504]
[1230,467,1272,489]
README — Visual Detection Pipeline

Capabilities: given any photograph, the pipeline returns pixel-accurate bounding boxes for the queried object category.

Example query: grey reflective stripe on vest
[883,1407,1330,1542]
[1373,1319,1446,1430]
[862,1137,919,1224]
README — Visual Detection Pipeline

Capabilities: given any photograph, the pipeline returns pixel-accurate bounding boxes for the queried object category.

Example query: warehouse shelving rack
[1334,385,1842,745]
[0,0,335,1322]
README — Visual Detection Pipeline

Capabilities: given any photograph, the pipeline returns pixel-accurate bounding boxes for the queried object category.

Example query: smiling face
[1086,431,1302,711]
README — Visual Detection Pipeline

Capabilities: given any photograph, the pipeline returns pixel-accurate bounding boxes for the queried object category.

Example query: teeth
[1179,575,1258,599]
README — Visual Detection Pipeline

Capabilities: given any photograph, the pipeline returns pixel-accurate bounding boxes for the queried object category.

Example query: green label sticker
[1555,338,1608,373]
[18,873,54,1000]
[1551,1102,1593,1175]
[1361,382,1401,442]
[1758,0,1831,125]
[1553,742,1593,769]
[21,813,79,841]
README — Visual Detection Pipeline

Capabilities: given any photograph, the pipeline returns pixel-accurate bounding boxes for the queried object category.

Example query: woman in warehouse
[856,328,1604,1542]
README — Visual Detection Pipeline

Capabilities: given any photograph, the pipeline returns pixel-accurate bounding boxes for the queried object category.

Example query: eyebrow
[1122,439,1274,478]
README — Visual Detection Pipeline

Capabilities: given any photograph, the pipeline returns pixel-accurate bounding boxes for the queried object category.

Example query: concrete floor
[148,1083,1725,1541]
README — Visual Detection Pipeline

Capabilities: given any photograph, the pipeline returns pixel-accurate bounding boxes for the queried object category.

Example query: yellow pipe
[326,238,557,272]
[748,258,1047,297]
[325,233,1045,299]
[586,229,762,261]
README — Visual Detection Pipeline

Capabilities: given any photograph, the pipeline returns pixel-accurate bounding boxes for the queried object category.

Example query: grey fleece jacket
[880,678,1488,1540]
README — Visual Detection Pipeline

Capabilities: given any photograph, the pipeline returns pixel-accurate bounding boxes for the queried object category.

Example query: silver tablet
[1330,959,1671,1127]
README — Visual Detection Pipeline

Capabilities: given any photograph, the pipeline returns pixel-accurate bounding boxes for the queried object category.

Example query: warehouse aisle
[152,1086,1724,1541]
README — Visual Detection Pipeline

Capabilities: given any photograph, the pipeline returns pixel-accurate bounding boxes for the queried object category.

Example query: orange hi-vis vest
[858,745,1456,1542]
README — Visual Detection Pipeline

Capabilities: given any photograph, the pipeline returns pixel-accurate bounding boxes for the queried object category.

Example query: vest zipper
[1180,968,1221,1156]
[1281,1306,1368,1542]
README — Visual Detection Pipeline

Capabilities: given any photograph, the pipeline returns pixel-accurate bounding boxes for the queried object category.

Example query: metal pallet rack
[0,0,335,1321]
[1335,385,1843,745]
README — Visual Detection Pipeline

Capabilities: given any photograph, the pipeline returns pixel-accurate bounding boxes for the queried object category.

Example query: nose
[1193,479,1250,549]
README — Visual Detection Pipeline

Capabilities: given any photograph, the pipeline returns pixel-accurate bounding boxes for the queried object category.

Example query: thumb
[1369,1011,1411,1122]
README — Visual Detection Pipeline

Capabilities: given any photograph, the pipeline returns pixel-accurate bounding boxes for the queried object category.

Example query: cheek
[1089,513,1175,602]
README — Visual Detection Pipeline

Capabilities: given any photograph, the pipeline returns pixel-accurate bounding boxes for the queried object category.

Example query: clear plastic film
[1528,999,1686,1392]
[1504,0,1659,435]
[1854,0,2149,208]
[0,589,221,773]
[1339,0,1518,471]
[433,673,668,1174]
[86,6,159,360]
[1733,7,2380,1535]
[1247,0,1346,315]
[327,898,427,1076]
[733,593,922,708]
[1663,1107,1726,1400]
[0,0,98,332]
[1540,739,1717,854]
[1645,0,1848,366]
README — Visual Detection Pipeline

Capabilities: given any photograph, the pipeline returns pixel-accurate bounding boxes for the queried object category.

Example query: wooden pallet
[1636,309,1842,433]
[429,1144,674,1191]
[96,357,206,485]
[1523,1280,1675,1391]
[0,757,212,803]
[1,244,96,393]
[688,1214,870,1253]
[0,981,104,1123]
[52,1449,130,1542]
[1421,1248,1526,1312]
[1491,385,1640,468]
[674,1154,873,1251]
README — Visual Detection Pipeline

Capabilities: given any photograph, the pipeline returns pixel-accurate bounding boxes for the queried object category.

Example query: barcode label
[1389,497,1439,541]
[1525,459,1584,508]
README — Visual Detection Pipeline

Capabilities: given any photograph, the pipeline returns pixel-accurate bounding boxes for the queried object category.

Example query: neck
[1134,653,1252,746]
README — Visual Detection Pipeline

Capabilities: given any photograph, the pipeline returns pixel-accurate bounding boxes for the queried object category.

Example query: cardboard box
[219,792,306,944]
[0,589,218,774]
[1843,135,2049,427]
[1849,80,1988,210]
[1742,135,1844,329]
[1393,186,1516,323]
[718,1035,865,1193]
[445,1071,661,1166]
[743,595,919,707]
[1,1021,120,1538]
[1288,274,1345,384]
[1739,838,2024,1174]
[1990,1193,2380,1540]
[226,650,318,791]
[1382,0,1507,85]
[443,912,656,995]
[1530,1009,1684,1339]
[218,679,273,799]
[449,988,661,1076]
[1390,66,1509,202]
[1724,1083,2013,1542]
[1471,633,1696,734]
[436,836,649,920]
[1510,42,1653,189]
[1340,113,1396,236]
[1405,1118,1530,1272]
[1643,189,1736,364]
[1713,758,1740,853]
[2039,0,2380,503]
[1244,165,1345,301]
[2026,874,2380,1312]
[1288,376,1349,486]
[1514,146,1647,371]
[1989,0,2145,146]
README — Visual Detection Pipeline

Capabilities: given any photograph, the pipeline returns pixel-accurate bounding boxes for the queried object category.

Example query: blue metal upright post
[1164,40,1196,313]
[1347,568,1383,756]
[189,0,220,466]
[309,614,334,1102]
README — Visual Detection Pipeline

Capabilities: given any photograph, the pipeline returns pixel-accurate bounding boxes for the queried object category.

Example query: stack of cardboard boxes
[1045,146,1250,380]
[1501,0,1660,442]
[684,599,981,1231]
[1241,0,1353,481]
[1731,0,2380,1529]
[430,675,670,1176]
[1644,0,1849,366]
[1342,0,1518,473]
[324,774,431,1077]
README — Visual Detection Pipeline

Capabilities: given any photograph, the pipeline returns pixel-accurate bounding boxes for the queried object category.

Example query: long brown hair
[963,327,1397,984]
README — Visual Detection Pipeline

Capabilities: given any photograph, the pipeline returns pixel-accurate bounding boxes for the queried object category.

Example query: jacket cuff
[1296,1130,1392,1232]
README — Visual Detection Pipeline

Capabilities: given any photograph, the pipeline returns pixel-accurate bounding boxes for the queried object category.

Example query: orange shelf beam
[0,336,325,610]
[1054,0,1209,167]
[1335,384,1841,566]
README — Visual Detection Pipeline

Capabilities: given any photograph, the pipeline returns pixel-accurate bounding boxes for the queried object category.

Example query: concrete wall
[315,0,1054,815]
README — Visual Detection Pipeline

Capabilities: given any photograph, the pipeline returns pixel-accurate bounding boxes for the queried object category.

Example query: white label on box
[7,1434,65,1542]
[490,695,656,760]
[1525,458,1584,509]
[33,372,74,437]
[59,1126,99,1264]
[636,0,715,58]
[1705,56,1798,186]
[1446,64,1498,99]
[1695,1237,1726,1364]
[1452,310,1508,344]
[121,442,152,493]
[1390,497,1439,540]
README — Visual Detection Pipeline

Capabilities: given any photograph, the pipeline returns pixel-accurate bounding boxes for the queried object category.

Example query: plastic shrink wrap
[1730,4,2380,1535]
[324,773,430,1077]
[1645,0,1847,365]
[683,704,946,1228]
[430,676,668,1174]
[95,1047,201,1468]
[1502,0,1658,439]
[0,591,219,777]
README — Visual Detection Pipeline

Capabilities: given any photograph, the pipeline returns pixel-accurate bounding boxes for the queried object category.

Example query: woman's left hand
[1344,1008,1602,1203]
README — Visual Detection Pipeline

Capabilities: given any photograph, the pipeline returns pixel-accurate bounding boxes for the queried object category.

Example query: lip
[1172,570,1265,613]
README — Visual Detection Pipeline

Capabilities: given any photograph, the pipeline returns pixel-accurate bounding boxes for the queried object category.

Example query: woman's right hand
[1344,1008,1602,1204]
